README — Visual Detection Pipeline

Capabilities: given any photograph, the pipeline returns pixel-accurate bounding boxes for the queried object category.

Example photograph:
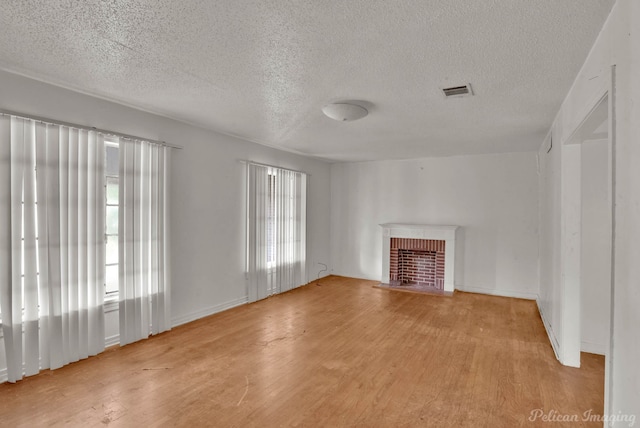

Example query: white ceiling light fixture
[322,102,369,122]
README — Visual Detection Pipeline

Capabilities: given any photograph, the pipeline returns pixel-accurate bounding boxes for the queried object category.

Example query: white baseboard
[105,334,120,348]
[581,341,606,355]
[537,298,561,362]
[455,285,538,300]
[171,296,248,328]
[0,345,118,383]
[102,296,251,347]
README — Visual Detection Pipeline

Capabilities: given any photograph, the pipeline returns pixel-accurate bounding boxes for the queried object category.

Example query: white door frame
[559,65,615,413]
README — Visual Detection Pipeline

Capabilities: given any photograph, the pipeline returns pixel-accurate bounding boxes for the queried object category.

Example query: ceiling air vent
[442,84,473,98]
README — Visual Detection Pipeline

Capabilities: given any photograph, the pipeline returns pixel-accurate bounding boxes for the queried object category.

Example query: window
[246,163,307,301]
[15,139,120,300]
[105,141,119,296]
[2,138,119,328]
[265,168,302,271]
[1,116,171,381]
[267,171,276,268]
[1,148,38,326]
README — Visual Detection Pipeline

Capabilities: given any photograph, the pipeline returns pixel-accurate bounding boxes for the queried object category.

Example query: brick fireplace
[380,224,459,293]
[390,238,445,289]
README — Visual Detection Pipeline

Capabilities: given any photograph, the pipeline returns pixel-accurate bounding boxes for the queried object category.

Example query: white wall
[330,152,539,299]
[537,132,563,357]
[580,140,610,355]
[0,70,332,353]
[538,0,640,419]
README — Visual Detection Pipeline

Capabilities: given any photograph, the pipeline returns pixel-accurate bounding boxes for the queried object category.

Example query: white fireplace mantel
[380,223,459,292]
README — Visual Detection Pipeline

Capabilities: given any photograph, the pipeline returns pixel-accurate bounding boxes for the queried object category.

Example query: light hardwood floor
[0,276,604,427]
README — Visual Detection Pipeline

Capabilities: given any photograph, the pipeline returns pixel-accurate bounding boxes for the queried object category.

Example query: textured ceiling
[0,1,615,162]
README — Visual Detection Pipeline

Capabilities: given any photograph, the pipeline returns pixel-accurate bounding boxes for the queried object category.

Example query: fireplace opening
[398,249,437,286]
[389,238,445,290]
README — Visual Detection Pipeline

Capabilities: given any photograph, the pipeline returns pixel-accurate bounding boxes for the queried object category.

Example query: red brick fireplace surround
[390,238,445,289]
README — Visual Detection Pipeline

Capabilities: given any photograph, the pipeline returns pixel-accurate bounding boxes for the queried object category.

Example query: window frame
[104,140,119,300]
[266,170,277,270]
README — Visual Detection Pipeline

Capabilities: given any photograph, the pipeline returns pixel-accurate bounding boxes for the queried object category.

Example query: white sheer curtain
[118,139,170,346]
[0,115,105,383]
[247,164,306,302]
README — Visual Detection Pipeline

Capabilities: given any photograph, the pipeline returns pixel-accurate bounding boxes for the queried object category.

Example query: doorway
[561,88,614,413]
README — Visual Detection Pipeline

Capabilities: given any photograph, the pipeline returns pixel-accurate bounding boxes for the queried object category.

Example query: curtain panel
[118,139,170,346]
[0,115,105,383]
[246,164,306,302]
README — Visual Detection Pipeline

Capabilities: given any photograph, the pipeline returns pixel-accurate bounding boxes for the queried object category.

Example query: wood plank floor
[0,276,604,427]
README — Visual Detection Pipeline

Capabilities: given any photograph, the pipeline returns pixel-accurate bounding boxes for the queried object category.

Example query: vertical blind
[247,163,307,302]
[119,139,170,346]
[0,116,105,382]
[0,113,171,382]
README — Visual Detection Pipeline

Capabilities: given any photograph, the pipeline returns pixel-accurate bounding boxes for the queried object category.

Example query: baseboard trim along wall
[455,285,538,300]
[581,341,606,356]
[105,335,120,348]
[171,296,249,328]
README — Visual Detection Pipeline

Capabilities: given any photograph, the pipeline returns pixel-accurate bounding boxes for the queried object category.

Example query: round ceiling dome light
[322,102,368,122]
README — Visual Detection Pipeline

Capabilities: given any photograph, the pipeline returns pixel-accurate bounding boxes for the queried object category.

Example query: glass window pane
[106,235,118,265]
[105,265,119,294]
[106,145,119,176]
[106,206,118,234]
[106,177,118,204]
